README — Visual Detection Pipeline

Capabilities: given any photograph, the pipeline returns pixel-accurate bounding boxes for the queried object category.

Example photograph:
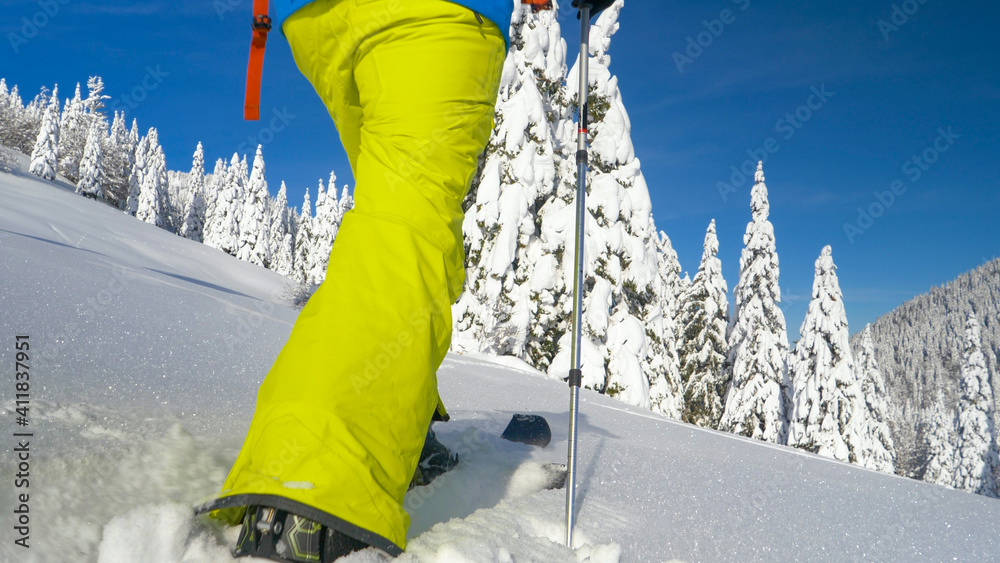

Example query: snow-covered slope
[2,158,998,562]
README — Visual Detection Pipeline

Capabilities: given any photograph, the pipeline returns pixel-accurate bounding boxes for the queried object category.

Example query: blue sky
[3,0,998,340]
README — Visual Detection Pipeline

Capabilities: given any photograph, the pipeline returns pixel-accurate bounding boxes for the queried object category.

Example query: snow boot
[409,427,459,489]
[501,414,552,447]
[233,505,370,562]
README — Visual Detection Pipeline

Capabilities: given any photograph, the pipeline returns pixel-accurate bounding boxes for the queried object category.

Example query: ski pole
[566,1,591,549]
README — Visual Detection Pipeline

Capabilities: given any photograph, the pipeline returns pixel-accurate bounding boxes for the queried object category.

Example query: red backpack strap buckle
[253,14,272,31]
[245,0,270,121]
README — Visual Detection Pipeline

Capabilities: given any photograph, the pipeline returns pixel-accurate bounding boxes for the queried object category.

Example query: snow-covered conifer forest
[851,258,1000,492]
[1,0,996,500]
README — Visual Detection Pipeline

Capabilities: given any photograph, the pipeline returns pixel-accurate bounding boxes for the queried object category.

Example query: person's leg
[203,0,504,555]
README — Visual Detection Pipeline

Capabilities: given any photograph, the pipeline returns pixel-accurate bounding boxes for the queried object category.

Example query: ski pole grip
[568,369,582,388]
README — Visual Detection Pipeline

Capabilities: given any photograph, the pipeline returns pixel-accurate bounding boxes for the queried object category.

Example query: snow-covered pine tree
[75,118,104,199]
[287,207,300,258]
[337,184,353,219]
[127,119,140,171]
[330,174,345,222]
[314,172,346,281]
[238,156,249,189]
[328,171,344,228]
[269,181,295,277]
[10,85,26,112]
[656,231,685,338]
[237,145,271,267]
[6,85,39,155]
[292,188,315,284]
[314,177,327,212]
[786,246,866,463]
[126,133,147,216]
[10,84,24,110]
[856,324,896,473]
[0,79,15,153]
[541,0,679,412]
[306,178,333,283]
[83,77,110,117]
[135,128,168,227]
[203,157,226,233]
[646,229,684,417]
[180,142,207,242]
[303,173,350,284]
[923,391,957,487]
[453,2,557,357]
[24,87,50,132]
[508,0,580,377]
[952,312,999,497]
[677,220,730,428]
[203,153,245,256]
[719,162,789,442]
[57,83,88,182]
[163,170,187,233]
[0,80,27,164]
[116,119,141,210]
[0,79,8,123]
[102,112,131,208]
[536,0,603,387]
[83,76,110,161]
[29,85,60,180]
[887,398,925,479]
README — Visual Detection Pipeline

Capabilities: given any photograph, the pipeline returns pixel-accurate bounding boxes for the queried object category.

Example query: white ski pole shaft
[566,2,591,549]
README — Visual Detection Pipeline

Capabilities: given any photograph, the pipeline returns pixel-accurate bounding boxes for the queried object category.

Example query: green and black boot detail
[233,505,370,562]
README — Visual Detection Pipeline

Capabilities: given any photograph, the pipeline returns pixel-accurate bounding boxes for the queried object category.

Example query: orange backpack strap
[245,0,271,121]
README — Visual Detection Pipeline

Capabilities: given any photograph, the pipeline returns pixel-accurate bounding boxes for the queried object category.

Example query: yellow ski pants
[202,0,504,555]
